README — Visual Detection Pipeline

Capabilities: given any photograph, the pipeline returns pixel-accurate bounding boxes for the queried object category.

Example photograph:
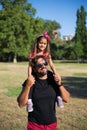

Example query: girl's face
[38,37,48,51]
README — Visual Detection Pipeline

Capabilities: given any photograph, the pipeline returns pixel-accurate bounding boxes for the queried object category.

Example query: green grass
[5,87,21,97]
[0,62,87,130]
[73,73,87,76]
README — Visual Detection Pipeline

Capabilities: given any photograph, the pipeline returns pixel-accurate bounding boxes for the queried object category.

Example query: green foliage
[43,20,61,38]
[0,0,61,62]
[0,0,37,61]
[74,41,83,59]
[0,2,86,62]
[75,6,87,59]
[33,18,44,35]
[50,42,58,59]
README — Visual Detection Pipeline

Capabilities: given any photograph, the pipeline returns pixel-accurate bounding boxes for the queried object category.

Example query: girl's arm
[28,51,35,77]
[28,62,32,77]
[48,56,61,84]
[48,57,57,74]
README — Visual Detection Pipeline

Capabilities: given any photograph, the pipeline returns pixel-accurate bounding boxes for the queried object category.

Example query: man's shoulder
[47,71,58,89]
[47,70,53,76]
[22,79,27,88]
[47,70,54,80]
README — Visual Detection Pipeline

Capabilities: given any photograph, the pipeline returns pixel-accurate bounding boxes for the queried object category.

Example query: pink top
[29,51,50,60]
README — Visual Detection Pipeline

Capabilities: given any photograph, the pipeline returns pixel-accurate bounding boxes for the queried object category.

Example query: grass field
[0,62,87,130]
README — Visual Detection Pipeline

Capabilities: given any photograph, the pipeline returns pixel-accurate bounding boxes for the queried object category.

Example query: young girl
[28,32,57,76]
[27,32,62,112]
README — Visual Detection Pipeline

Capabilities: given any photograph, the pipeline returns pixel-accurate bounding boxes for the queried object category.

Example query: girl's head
[34,32,51,54]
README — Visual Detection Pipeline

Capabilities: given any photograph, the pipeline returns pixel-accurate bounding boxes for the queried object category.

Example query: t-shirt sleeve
[22,79,27,90]
[22,79,34,98]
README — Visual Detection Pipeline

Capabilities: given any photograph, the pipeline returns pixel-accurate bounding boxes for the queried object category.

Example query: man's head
[31,55,48,77]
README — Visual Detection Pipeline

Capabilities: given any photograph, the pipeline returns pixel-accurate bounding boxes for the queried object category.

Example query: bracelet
[58,83,63,87]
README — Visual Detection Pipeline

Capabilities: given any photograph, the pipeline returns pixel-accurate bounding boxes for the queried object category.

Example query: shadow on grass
[62,76,87,99]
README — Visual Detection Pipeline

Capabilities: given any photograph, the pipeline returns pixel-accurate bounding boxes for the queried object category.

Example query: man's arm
[53,73,70,103]
[59,85,70,103]
[17,76,35,107]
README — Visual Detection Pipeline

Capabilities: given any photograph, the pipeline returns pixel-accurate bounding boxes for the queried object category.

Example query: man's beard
[37,69,47,77]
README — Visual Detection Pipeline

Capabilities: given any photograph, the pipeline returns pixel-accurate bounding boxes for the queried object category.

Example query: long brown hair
[31,34,51,57]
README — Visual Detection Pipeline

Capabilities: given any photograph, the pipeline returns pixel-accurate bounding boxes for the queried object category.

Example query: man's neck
[38,74,47,80]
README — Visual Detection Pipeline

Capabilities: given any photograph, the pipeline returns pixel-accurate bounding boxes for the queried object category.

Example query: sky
[29,0,87,37]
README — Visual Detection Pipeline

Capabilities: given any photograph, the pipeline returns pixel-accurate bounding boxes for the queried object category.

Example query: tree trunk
[13,54,17,63]
[77,57,81,63]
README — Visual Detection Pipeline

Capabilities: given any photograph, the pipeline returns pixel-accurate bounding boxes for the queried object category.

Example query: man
[17,55,70,130]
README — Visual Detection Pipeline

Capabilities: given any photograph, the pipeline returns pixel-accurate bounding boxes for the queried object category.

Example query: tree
[75,6,87,60]
[0,0,36,62]
[32,18,44,36]
[74,41,83,62]
[0,0,62,62]
[43,20,61,39]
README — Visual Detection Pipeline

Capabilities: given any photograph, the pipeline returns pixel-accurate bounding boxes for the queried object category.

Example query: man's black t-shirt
[23,71,60,125]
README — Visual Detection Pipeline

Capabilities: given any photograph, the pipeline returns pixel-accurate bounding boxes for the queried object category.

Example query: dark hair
[30,33,51,58]
[35,36,50,54]
[31,55,46,68]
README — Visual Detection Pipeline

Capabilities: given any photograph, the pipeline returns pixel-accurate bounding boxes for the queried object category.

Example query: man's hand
[27,75,35,87]
[17,75,35,107]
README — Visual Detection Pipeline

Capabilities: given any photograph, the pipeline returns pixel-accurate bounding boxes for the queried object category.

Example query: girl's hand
[53,73,61,85]
[44,52,50,59]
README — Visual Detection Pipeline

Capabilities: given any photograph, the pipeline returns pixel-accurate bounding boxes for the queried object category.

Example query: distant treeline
[0,1,87,63]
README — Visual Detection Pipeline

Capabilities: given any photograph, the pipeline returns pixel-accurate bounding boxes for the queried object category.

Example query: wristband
[58,83,63,87]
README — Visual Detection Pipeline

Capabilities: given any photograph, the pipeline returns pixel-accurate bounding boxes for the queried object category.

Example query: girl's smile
[38,38,47,51]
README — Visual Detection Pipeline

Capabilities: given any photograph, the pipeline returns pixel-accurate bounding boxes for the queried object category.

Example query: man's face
[35,58,48,77]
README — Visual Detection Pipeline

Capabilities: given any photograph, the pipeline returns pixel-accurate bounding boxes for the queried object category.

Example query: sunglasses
[36,61,48,68]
